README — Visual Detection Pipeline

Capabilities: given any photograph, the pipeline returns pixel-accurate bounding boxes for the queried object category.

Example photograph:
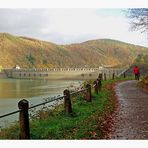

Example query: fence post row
[1,68,128,140]
[85,84,92,102]
[63,89,72,114]
[6,68,128,139]
[18,99,30,139]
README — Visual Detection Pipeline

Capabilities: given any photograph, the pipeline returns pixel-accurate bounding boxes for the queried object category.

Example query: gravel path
[111,80,148,139]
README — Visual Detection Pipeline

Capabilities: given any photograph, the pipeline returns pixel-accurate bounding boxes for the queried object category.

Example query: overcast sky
[0,8,147,47]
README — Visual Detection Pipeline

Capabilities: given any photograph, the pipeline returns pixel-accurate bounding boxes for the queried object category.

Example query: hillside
[0,33,148,68]
[124,53,148,77]
[65,39,148,68]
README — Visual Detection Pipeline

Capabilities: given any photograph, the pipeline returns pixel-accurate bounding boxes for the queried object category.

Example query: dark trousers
[135,73,140,80]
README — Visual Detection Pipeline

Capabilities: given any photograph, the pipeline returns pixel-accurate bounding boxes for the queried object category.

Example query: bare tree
[127,8,148,35]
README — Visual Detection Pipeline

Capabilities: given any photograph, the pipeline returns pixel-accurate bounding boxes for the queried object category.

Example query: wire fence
[0,81,94,139]
[0,69,128,139]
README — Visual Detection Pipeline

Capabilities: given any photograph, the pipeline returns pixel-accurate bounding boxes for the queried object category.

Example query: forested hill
[0,33,147,68]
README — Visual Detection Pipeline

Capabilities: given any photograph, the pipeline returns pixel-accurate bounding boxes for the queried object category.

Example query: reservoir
[0,78,83,128]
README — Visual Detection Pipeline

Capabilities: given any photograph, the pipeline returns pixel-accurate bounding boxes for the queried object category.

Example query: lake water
[0,78,83,128]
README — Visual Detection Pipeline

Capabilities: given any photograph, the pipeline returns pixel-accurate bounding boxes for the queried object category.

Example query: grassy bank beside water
[0,77,133,139]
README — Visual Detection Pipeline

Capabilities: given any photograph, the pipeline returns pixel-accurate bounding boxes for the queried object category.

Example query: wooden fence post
[112,72,115,80]
[98,78,102,91]
[63,89,72,114]
[98,73,103,80]
[94,80,99,95]
[123,72,126,78]
[104,73,106,80]
[85,84,91,102]
[18,99,30,139]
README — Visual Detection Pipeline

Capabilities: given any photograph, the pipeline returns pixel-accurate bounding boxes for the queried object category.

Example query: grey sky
[0,9,50,39]
[0,8,147,47]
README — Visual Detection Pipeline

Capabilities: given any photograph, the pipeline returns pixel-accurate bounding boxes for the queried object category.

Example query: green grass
[0,76,133,139]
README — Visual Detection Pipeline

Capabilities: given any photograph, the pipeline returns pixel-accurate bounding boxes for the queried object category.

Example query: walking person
[133,65,140,80]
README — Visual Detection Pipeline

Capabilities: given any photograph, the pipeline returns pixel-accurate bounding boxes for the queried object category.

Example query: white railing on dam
[10,68,100,72]
[2,67,129,80]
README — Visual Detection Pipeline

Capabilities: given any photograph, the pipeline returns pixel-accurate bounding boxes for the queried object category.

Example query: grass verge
[0,77,132,139]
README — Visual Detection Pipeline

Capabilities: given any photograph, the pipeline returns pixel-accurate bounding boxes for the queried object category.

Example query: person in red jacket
[133,65,140,80]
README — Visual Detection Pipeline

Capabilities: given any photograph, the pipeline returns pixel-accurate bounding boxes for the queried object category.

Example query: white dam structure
[2,67,126,80]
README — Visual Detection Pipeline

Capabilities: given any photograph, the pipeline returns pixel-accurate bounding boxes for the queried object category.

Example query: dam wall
[2,68,126,80]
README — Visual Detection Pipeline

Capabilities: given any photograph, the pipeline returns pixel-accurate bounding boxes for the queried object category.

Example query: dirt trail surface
[111,80,148,139]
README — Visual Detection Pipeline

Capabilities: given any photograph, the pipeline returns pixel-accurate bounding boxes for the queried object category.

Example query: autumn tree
[127,8,148,35]
[26,54,36,66]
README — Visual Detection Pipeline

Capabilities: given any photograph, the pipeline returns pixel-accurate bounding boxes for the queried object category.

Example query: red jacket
[133,67,140,74]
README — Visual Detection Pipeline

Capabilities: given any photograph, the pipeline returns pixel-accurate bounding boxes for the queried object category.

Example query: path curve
[111,80,148,139]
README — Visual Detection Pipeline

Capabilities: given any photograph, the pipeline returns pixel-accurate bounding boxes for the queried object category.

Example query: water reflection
[0,78,83,127]
[0,79,82,98]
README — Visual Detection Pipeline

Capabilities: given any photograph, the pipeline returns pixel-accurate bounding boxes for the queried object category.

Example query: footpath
[110,80,148,139]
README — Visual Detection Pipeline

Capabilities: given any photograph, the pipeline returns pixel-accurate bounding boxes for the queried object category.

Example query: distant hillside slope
[0,33,148,68]
[124,53,148,77]
[65,39,148,68]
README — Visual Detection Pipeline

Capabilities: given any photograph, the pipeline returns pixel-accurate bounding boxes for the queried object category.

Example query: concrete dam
[2,67,126,80]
